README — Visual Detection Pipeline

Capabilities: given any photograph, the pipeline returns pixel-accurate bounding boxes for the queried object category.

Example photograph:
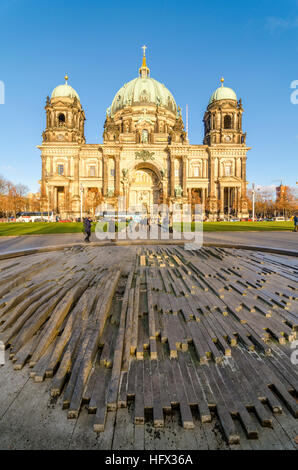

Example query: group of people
[128,213,173,234]
[82,212,175,242]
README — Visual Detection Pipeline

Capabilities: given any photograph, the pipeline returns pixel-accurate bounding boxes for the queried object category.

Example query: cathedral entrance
[56,186,65,215]
[223,187,236,217]
[129,168,160,213]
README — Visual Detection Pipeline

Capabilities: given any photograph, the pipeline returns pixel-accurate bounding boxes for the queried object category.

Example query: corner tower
[203,78,249,221]
[43,75,85,144]
[203,78,245,146]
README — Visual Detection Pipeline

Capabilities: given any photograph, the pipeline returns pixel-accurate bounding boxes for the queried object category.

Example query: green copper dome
[110,77,177,116]
[51,75,80,101]
[110,49,177,116]
[209,78,237,105]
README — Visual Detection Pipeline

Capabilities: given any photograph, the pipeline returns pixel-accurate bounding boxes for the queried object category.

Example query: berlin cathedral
[39,47,250,220]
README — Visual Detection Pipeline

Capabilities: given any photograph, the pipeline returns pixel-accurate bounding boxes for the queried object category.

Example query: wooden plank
[171,359,194,429]
[151,359,164,427]
[179,352,211,423]
[134,360,145,424]
[143,357,153,410]
[92,369,112,432]
[107,267,134,410]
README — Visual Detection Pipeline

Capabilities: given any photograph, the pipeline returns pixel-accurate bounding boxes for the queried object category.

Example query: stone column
[170,156,175,197]
[202,187,206,207]
[103,156,108,196]
[235,187,238,215]
[241,157,246,181]
[220,186,224,214]
[210,157,215,196]
[241,157,247,197]
[182,156,187,197]
[115,155,120,195]
[73,156,80,198]
[54,187,58,212]
[238,187,242,214]
[41,156,46,197]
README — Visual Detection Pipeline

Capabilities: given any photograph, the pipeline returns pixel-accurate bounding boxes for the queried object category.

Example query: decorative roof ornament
[220,77,224,87]
[139,45,150,78]
[65,74,69,84]
[135,150,155,161]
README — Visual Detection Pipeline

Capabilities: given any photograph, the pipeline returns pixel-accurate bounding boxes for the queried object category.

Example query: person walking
[83,216,92,242]
[294,214,298,232]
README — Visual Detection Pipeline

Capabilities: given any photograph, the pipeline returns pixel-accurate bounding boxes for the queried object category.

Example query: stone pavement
[0,231,297,255]
[0,245,297,449]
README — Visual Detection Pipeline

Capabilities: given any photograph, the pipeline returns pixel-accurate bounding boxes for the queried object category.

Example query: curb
[0,240,297,260]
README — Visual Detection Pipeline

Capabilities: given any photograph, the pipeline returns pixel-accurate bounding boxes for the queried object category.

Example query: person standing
[147,214,151,231]
[83,216,92,242]
[294,214,298,232]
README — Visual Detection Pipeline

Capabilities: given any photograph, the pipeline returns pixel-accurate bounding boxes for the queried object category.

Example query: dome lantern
[139,45,150,78]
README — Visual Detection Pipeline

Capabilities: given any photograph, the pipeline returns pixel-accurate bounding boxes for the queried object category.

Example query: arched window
[224,115,232,129]
[58,113,65,123]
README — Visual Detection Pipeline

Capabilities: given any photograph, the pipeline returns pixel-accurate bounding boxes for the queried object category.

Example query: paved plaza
[0,231,297,255]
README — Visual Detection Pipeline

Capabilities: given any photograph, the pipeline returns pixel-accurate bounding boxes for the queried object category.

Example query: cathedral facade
[38,48,250,220]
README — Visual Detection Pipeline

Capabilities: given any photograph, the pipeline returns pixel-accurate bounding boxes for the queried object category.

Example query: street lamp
[252,183,255,222]
[80,184,83,221]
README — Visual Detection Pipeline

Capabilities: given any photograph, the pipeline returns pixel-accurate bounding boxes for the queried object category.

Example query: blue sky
[0,0,297,193]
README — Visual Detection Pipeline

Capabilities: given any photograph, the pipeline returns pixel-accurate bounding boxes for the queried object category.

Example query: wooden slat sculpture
[0,245,297,445]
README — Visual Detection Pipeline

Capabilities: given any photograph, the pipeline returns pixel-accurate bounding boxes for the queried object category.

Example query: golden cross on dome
[65,74,69,84]
[139,45,149,77]
[220,77,224,87]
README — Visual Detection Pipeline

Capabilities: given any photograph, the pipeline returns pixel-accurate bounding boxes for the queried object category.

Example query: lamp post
[252,183,255,221]
[80,184,83,221]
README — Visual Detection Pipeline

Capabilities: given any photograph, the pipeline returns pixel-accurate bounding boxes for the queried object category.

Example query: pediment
[49,174,69,182]
[52,101,70,108]
[218,176,241,183]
